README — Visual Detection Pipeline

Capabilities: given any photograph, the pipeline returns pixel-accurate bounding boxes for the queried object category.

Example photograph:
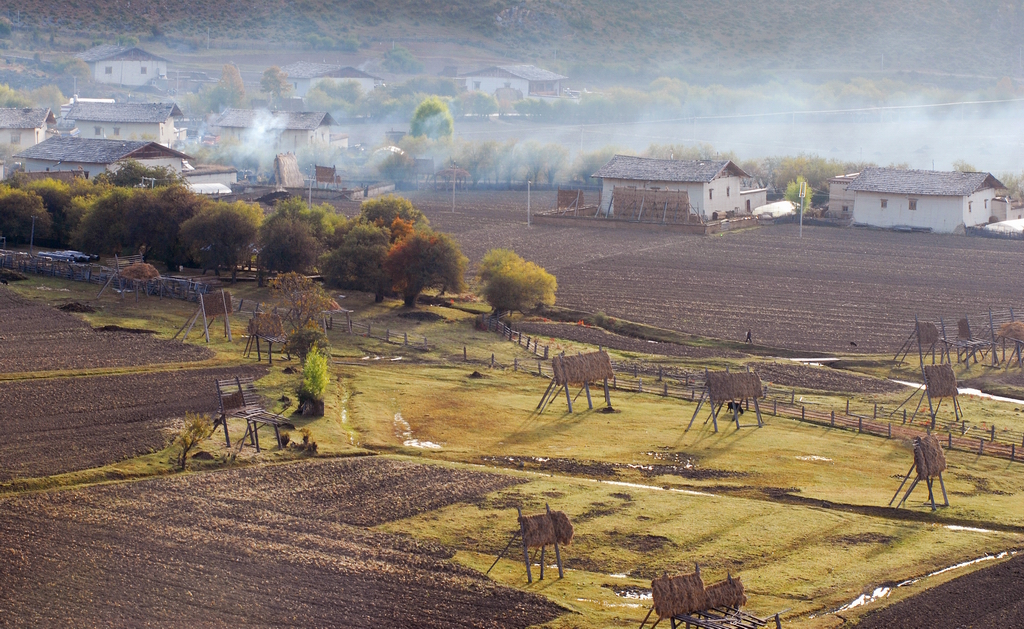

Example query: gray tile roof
[14,136,190,164]
[211,109,336,130]
[847,167,1005,196]
[279,61,380,80]
[592,155,748,183]
[66,102,183,124]
[75,45,169,63]
[0,107,54,129]
[461,64,567,81]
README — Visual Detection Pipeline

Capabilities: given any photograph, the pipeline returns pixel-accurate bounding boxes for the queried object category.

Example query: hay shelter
[689,370,765,432]
[551,351,614,385]
[519,513,556,548]
[998,321,1024,342]
[704,575,748,610]
[652,568,709,619]
[120,263,159,281]
[511,506,572,583]
[917,321,939,346]
[274,152,305,188]
[923,364,958,398]
[248,312,285,338]
[957,318,971,340]
[914,435,947,480]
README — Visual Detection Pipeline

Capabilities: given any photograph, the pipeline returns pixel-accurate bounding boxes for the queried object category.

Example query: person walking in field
[745,329,752,344]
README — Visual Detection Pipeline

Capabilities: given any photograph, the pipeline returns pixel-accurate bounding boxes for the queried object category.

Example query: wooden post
[830,410,834,426]
[547,504,564,578]
[198,293,211,343]
[564,384,573,413]
[464,346,467,361]
[604,379,610,407]
[888,422,892,438]
[221,290,232,341]
[514,358,518,372]
[991,425,996,442]
[404,332,408,345]
[584,382,593,409]
[846,399,850,414]
[517,507,532,583]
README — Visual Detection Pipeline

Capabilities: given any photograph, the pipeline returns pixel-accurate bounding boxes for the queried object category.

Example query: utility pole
[308,165,313,207]
[451,161,456,213]
[30,215,36,255]
[527,180,531,226]
[799,180,806,239]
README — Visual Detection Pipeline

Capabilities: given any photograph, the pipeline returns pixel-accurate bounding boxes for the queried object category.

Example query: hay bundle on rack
[706,371,763,401]
[704,575,747,610]
[957,318,971,340]
[551,351,614,386]
[923,364,958,398]
[248,312,284,338]
[914,435,947,480]
[549,510,574,546]
[120,263,159,281]
[220,391,245,411]
[652,568,709,618]
[202,290,233,318]
[519,513,557,548]
[917,322,939,346]
[998,321,1024,342]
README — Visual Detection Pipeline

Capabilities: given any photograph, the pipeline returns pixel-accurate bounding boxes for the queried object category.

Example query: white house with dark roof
[458,65,567,101]
[210,109,336,150]
[847,167,1005,233]
[14,136,192,178]
[75,45,170,86]
[592,155,752,219]
[65,102,183,146]
[0,108,55,148]
[278,62,383,98]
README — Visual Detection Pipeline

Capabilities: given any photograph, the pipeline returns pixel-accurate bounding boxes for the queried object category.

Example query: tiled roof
[211,109,336,130]
[0,107,54,129]
[592,155,748,183]
[460,65,567,81]
[66,102,182,124]
[847,167,1004,196]
[75,45,169,63]
[13,136,190,164]
[279,61,380,80]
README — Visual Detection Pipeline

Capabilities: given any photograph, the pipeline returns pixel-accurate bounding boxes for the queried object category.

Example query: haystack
[914,435,947,480]
[551,351,614,386]
[957,318,971,340]
[120,263,159,281]
[923,364,958,398]
[519,513,556,548]
[706,371,763,401]
[917,322,939,345]
[704,575,747,610]
[998,321,1024,342]
[652,568,709,618]
[248,312,285,338]
[202,289,233,318]
[549,510,574,546]
[274,152,305,188]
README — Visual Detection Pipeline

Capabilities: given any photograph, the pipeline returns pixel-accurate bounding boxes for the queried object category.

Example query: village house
[14,136,192,178]
[75,45,169,87]
[210,109,336,150]
[592,155,758,219]
[278,62,383,98]
[65,102,184,146]
[0,108,56,148]
[826,172,859,219]
[847,167,1005,233]
[457,65,567,101]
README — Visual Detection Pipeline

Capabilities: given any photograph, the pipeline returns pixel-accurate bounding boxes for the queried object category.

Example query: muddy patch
[481,455,741,482]
[613,532,674,553]
[603,584,652,600]
[832,532,897,546]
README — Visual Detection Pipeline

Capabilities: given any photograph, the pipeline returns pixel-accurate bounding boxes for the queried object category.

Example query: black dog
[727,400,745,415]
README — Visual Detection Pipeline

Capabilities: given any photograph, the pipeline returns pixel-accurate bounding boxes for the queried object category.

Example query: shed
[278,62,383,97]
[0,108,55,149]
[458,65,567,100]
[14,136,193,177]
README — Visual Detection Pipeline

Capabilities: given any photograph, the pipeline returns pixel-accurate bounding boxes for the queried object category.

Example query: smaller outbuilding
[458,65,567,101]
[14,136,193,178]
[279,62,383,97]
[0,108,55,149]
[75,45,169,86]
[826,172,859,219]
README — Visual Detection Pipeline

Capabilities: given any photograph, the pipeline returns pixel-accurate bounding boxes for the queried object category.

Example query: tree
[477,248,557,313]
[382,46,424,73]
[270,272,338,331]
[385,230,467,307]
[260,66,292,102]
[179,201,262,281]
[320,221,391,302]
[93,159,182,188]
[297,350,329,415]
[359,195,427,227]
[24,178,95,247]
[124,185,205,269]
[72,187,132,254]
[785,176,811,212]
[259,217,320,275]
[0,186,50,245]
[952,159,977,173]
[410,96,453,139]
[208,64,246,110]
[174,412,213,470]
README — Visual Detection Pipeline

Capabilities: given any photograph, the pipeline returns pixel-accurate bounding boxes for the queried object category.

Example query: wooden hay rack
[214,375,290,451]
[537,351,614,413]
[639,564,781,629]
[314,164,343,189]
[173,289,234,343]
[487,504,572,583]
[243,311,289,364]
[889,434,949,511]
[687,368,764,432]
[890,319,964,429]
[612,186,701,225]
[893,319,946,366]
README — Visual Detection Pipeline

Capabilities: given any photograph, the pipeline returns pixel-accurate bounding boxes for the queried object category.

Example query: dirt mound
[58,302,95,313]
[0,268,28,281]
[398,310,444,322]
[93,325,156,334]
[753,361,905,395]
[468,370,484,378]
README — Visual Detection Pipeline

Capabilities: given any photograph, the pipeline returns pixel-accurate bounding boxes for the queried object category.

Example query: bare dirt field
[855,551,1024,629]
[0,365,266,481]
[0,286,211,373]
[751,361,906,395]
[0,457,563,628]
[515,321,748,359]
[395,191,1024,354]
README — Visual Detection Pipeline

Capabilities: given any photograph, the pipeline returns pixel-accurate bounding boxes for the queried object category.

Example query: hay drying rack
[486,504,571,583]
[687,367,765,432]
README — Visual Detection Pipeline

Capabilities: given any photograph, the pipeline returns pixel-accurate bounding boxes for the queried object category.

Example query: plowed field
[399,191,1024,354]
[0,457,562,628]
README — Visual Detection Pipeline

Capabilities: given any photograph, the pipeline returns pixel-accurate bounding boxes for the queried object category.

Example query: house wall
[218,126,328,149]
[22,156,185,176]
[184,171,237,185]
[851,190,995,233]
[600,175,745,218]
[310,77,376,97]
[75,120,178,146]
[465,76,531,98]
[4,126,47,148]
[827,180,857,218]
[739,188,767,214]
[91,59,168,86]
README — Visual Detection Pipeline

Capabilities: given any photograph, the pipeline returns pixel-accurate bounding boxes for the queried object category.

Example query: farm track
[400,191,1024,355]
[0,286,212,374]
[0,365,267,482]
[0,457,562,628]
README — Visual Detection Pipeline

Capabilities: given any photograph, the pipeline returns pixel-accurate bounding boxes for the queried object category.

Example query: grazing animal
[850,341,857,347]
[727,401,745,415]
[0,279,7,285]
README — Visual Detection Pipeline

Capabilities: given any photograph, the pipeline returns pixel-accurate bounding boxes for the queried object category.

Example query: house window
[9,132,20,145]
[880,198,888,208]
[968,201,972,213]
[709,189,714,200]
[94,126,103,136]
[474,81,481,89]
[113,127,120,137]
[105,66,113,74]
[908,198,917,211]
[140,66,147,74]
[984,199,988,209]
[842,205,849,213]
[746,199,751,212]
[726,186,731,197]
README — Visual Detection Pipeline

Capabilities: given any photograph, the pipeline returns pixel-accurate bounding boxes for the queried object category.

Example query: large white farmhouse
[75,45,169,87]
[592,155,753,219]
[65,102,183,146]
[457,65,567,101]
[847,168,1005,233]
[211,109,336,150]
[278,62,383,98]
[14,136,193,178]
